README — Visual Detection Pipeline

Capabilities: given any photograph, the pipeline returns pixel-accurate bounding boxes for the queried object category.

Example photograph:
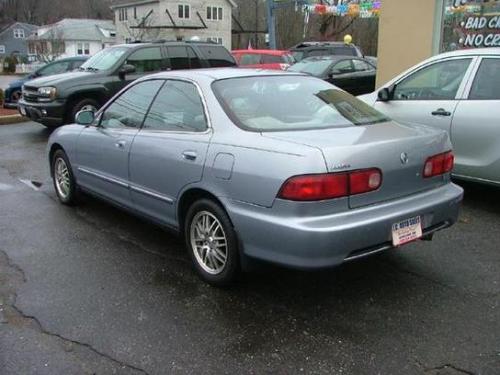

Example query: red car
[231,49,295,70]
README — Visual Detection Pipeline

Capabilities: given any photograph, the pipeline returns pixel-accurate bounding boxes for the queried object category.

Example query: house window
[207,37,223,44]
[28,43,36,55]
[77,42,90,55]
[178,4,190,19]
[13,29,25,38]
[207,6,223,20]
[0,45,5,54]
[118,8,128,21]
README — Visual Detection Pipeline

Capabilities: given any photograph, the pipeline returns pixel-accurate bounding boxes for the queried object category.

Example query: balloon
[344,34,353,44]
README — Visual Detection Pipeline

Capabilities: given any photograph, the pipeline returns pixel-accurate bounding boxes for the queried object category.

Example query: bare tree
[123,10,161,42]
[29,27,65,62]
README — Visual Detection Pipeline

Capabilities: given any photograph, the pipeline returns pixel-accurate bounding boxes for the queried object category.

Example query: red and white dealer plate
[392,216,422,247]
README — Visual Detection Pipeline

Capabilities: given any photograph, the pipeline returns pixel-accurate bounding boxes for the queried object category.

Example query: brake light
[278,168,382,201]
[423,151,454,178]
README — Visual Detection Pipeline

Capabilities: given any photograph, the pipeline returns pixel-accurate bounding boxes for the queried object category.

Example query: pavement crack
[0,249,150,375]
[425,364,475,374]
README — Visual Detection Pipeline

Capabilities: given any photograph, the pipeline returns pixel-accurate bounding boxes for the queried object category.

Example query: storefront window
[442,0,500,52]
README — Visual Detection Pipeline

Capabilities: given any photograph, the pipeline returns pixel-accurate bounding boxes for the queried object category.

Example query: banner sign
[302,1,381,18]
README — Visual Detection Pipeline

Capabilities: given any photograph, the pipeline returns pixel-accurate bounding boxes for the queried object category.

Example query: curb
[0,115,28,125]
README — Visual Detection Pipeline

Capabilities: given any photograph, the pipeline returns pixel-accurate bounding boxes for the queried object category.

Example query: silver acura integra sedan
[48,69,463,285]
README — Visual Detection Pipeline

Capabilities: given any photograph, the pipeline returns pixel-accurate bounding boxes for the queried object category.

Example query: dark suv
[18,41,236,127]
[290,41,364,62]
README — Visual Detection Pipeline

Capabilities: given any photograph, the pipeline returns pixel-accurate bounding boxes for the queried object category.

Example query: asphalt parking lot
[0,122,499,375]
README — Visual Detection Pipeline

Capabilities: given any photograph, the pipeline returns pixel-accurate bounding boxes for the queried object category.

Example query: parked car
[290,41,364,62]
[288,55,376,95]
[48,69,463,285]
[365,56,378,67]
[18,41,236,128]
[231,49,295,70]
[3,56,87,109]
[359,48,500,186]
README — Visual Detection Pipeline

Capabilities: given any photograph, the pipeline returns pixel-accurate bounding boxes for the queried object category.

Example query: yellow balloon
[344,34,353,44]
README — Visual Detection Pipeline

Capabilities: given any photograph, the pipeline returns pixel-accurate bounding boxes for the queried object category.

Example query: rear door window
[187,47,202,69]
[198,45,236,67]
[126,47,164,73]
[167,46,190,70]
[468,58,500,100]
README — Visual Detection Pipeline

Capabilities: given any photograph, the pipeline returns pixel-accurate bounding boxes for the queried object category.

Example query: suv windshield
[80,47,128,71]
[213,76,389,132]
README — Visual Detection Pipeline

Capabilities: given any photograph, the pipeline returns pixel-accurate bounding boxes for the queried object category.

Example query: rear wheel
[184,199,240,286]
[52,149,78,205]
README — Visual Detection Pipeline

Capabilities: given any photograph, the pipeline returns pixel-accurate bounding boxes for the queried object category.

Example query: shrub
[0,88,4,105]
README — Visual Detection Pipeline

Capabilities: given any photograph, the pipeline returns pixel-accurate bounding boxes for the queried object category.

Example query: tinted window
[100,80,164,129]
[167,46,190,70]
[38,61,71,76]
[71,60,85,70]
[126,47,163,73]
[308,49,329,57]
[198,45,236,67]
[240,54,261,65]
[394,59,471,100]
[213,76,389,132]
[143,80,207,132]
[187,47,201,68]
[469,59,500,100]
[262,54,283,64]
[331,46,357,56]
[353,60,373,72]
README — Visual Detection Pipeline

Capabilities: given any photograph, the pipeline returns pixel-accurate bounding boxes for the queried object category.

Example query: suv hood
[24,71,100,88]
[262,121,451,208]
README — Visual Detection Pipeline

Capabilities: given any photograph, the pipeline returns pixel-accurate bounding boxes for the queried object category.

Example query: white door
[373,57,476,135]
[451,56,500,184]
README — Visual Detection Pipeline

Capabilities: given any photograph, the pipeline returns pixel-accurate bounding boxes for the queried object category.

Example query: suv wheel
[69,98,99,123]
[184,199,240,286]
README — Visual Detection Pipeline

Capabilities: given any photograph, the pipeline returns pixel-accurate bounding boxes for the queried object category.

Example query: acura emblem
[400,152,409,164]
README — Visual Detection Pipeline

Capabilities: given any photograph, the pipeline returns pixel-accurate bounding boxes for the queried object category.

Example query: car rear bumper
[17,99,66,127]
[223,183,464,269]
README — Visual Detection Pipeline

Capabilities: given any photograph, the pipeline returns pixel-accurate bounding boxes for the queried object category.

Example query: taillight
[423,151,454,178]
[278,168,382,201]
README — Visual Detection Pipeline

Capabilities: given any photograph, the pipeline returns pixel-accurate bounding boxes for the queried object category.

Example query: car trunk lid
[262,121,450,208]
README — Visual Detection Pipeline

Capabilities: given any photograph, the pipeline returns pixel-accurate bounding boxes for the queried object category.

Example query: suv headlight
[38,87,57,101]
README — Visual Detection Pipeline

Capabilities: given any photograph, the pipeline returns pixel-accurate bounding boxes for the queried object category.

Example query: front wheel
[69,98,99,123]
[52,149,78,205]
[184,199,240,286]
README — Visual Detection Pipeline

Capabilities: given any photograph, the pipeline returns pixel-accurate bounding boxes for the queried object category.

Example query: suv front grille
[22,86,40,103]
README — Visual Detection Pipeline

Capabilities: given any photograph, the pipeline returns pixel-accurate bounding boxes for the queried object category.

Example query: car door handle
[182,151,197,161]
[115,140,126,148]
[431,108,451,117]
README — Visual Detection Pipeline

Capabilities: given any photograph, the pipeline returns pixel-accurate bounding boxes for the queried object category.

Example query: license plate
[19,105,26,116]
[392,216,422,246]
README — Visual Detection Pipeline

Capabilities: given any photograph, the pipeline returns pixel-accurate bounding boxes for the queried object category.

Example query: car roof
[299,55,358,63]
[111,41,225,49]
[231,49,290,55]
[144,67,304,81]
[428,47,500,60]
[291,42,357,50]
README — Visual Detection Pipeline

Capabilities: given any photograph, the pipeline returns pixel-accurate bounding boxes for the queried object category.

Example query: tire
[184,199,240,286]
[51,149,78,205]
[69,98,99,123]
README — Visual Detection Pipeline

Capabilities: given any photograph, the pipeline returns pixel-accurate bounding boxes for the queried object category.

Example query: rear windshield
[212,76,389,132]
[288,59,332,76]
[308,46,357,57]
[198,45,236,67]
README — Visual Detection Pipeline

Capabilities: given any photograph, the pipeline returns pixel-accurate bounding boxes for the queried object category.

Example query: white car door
[373,57,477,135]
[451,56,500,184]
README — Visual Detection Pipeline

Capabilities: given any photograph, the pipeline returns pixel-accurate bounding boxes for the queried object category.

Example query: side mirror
[75,110,95,125]
[378,85,395,102]
[118,64,136,80]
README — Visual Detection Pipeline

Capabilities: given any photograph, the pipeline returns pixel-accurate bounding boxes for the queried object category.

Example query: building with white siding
[111,0,236,50]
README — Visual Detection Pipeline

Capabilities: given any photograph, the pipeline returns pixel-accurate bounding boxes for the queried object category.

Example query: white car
[359,48,500,186]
